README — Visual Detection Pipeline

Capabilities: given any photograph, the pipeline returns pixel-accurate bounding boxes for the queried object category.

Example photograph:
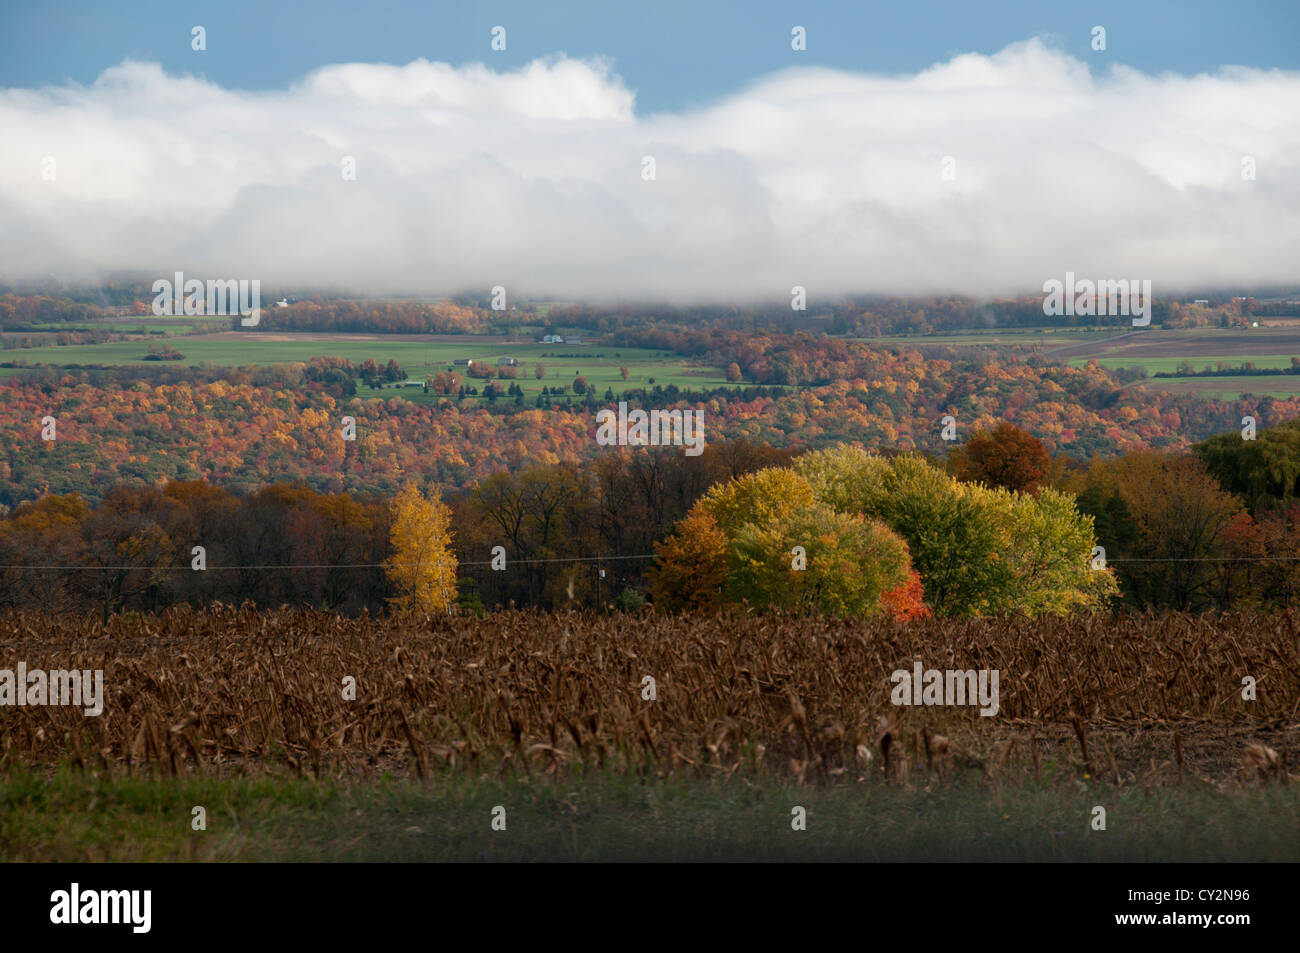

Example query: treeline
[0,294,103,330]
[0,440,796,620]
[5,418,1300,619]
[2,328,122,349]
[1,360,359,395]
[8,288,1291,339]
[247,299,497,335]
[0,482,391,622]
[5,357,372,402]
[0,292,502,336]
[552,295,1216,336]
[1155,359,1300,379]
[959,419,1300,611]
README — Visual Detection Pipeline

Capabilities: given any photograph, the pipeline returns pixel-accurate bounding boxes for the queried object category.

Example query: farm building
[498,357,517,366]
[453,358,474,366]
[541,334,564,344]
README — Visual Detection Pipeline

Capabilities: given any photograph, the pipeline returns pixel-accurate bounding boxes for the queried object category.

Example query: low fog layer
[2,39,1296,300]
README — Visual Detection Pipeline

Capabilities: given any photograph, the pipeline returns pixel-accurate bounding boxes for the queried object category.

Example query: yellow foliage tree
[385,482,457,614]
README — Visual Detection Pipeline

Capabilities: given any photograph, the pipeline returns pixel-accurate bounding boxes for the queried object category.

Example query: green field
[2,769,1295,862]
[864,328,1112,347]
[863,325,1300,398]
[30,322,194,334]
[1071,354,1299,373]
[1128,376,1300,400]
[0,334,738,398]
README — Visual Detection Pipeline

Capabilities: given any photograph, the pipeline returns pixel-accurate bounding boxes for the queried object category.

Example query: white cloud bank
[1,39,1297,300]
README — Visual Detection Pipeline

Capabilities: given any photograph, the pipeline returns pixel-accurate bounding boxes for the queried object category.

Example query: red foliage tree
[879,569,930,621]
[953,421,1051,493]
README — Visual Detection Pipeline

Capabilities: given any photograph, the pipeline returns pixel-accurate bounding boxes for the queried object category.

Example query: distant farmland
[1131,376,1300,399]
[871,326,1299,367]
[872,326,1300,398]
[1059,327,1300,372]
[0,330,737,397]
[9,322,1299,401]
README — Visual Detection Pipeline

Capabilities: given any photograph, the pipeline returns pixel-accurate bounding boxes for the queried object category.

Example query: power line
[2,553,1300,572]
[1105,556,1300,563]
[0,564,380,571]
[0,553,660,571]
[462,554,656,567]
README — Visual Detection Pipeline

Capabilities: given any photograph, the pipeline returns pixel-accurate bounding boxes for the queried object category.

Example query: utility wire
[0,553,661,571]
[2,554,1300,571]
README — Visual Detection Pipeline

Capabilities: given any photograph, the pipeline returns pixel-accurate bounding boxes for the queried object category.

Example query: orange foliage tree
[951,421,1051,493]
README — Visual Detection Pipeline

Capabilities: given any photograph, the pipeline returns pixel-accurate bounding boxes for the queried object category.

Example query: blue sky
[2,0,1297,112]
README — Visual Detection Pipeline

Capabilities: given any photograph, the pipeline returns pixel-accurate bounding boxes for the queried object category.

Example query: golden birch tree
[385,482,457,614]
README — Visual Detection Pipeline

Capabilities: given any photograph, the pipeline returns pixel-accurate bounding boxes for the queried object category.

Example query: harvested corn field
[2,607,1296,786]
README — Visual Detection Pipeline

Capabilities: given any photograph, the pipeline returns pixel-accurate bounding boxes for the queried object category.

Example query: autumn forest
[3,291,1299,622]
